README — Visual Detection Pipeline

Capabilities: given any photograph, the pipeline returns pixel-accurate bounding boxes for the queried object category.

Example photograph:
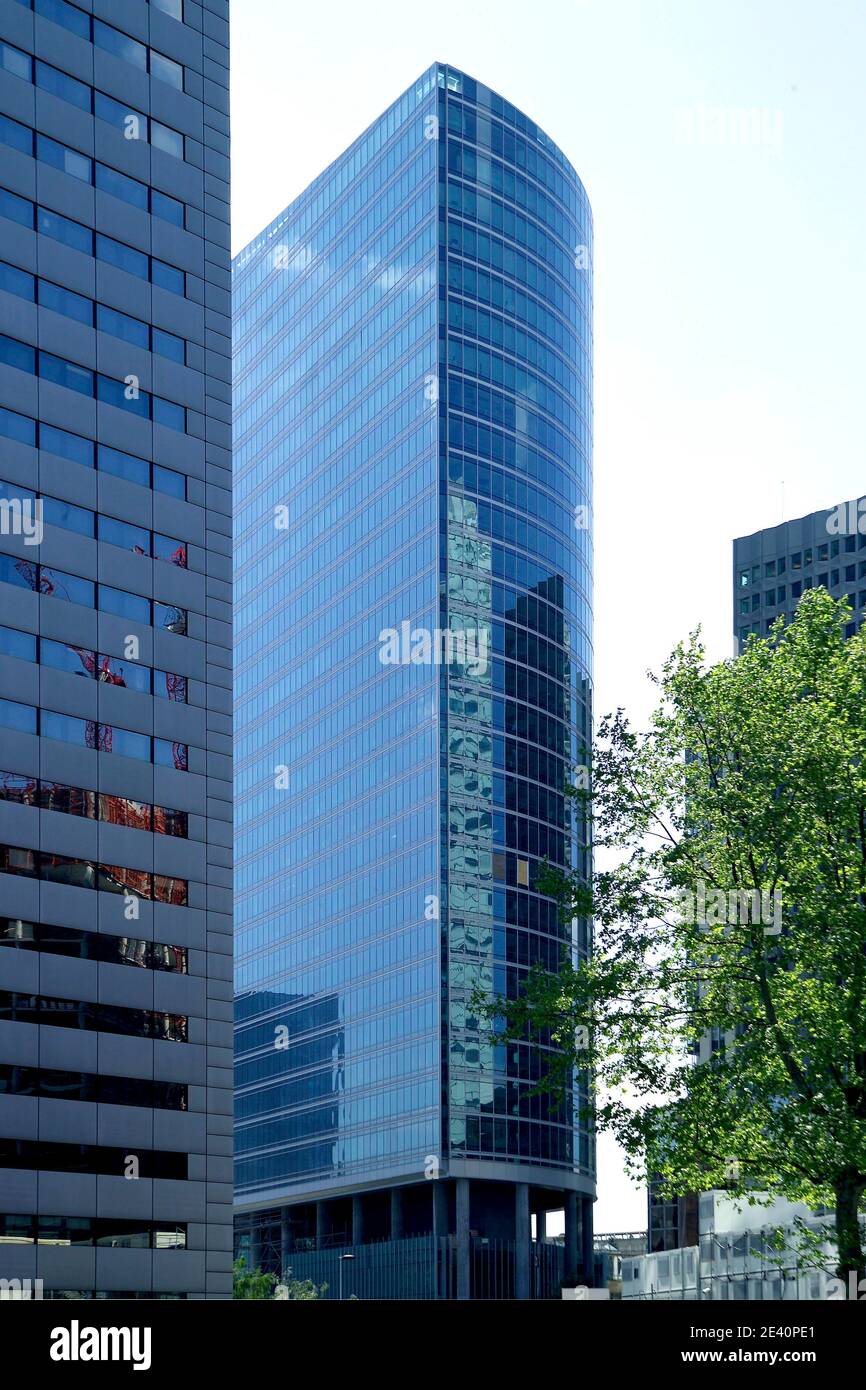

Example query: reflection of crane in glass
[97,655,126,685]
[85,722,112,751]
[164,671,186,701]
[74,648,97,677]
[169,543,187,568]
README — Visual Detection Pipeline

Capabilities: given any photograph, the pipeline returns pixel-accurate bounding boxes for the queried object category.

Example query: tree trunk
[834,1174,866,1297]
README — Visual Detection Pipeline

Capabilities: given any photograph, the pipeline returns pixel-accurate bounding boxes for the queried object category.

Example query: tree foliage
[488,591,866,1280]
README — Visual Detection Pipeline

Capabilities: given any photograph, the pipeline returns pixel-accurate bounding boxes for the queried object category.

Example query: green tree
[489,591,866,1286]
[233,1257,278,1300]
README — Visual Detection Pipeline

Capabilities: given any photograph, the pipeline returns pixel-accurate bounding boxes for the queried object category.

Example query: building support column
[280,1207,293,1278]
[352,1195,366,1247]
[456,1177,470,1300]
[563,1192,579,1288]
[249,1221,262,1275]
[536,1210,547,1241]
[515,1183,531,1300]
[580,1196,594,1286]
[390,1187,405,1240]
[316,1201,327,1249]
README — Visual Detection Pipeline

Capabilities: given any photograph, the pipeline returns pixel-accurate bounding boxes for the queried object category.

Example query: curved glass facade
[233,64,594,1247]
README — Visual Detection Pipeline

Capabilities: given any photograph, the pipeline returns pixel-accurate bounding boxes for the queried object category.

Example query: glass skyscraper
[233,62,593,1299]
[0,0,232,1298]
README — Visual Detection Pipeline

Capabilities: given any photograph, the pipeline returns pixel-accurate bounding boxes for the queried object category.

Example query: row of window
[0,553,187,633]
[0,1138,187,1179]
[9,1,187,90]
[0,699,189,771]
[0,332,187,430]
[740,615,861,644]
[0,405,187,499]
[0,989,187,1041]
[0,185,187,295]
[0,1213,187,1248]
[0,97,185,215]
[0,1061,187,1111]
[0,845,188,905]
[0,478,187,565]
[1,916,187,973]
[740,578,866,613]
[0,625,187,703]
[0,256,187,363]
[0,771,188,837]
[738,536,865,586]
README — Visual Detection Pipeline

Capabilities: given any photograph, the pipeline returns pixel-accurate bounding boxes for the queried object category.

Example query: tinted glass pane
[0,554,39,590]
[0,699,36,733]
[150,52,183,90]
[98,586,149,624]
[0,624,37,659]
[0,42,31,81]
[152,328,184,363]
[95,234,147,280]
[41,710,90,746]
[97,375,150,417]
[152,396,185,431]
[150,120,183,158]
[0,406,36,446]
[41,424,94,467]
[37,208,91,255]
[153,464,185,498]
[41,639,95,677]
[39,279,93,326]
[98,515,149,555]
[151,190,183,227]
[97,304,149,349]
[98,445,148,488]
[36,134,92,181]
[35,62,92,113]
[0,112,32,156]
[93,21,147,70]
[34,0,91,40]
[96,163,148,211]
[0,334,35,374]
[151,259,184,295]
[0,261,34,301]
[40,568,94,605]
[154,602,186,635]
[42,495,94,536]
[39,352,93,395]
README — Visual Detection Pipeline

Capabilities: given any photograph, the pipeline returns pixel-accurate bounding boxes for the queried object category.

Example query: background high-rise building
[233,61,593,1299]
[734,497,866,654]
[0,0,232,1298]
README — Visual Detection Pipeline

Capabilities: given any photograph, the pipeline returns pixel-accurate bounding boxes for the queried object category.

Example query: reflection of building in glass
[233,62,594,1298]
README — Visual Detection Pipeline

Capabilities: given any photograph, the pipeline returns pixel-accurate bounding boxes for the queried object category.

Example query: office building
[0,0,232,1298]
[734,495,866,653]
[233,61,593,1299]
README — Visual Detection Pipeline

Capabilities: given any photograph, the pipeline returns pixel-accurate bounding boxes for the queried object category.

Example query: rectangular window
[39,351,93,396]
[35,61,92,113]
[152,0,184,18]
[105,726,151,762]
[98,444,148,488]
[152,397,185,431]
[36,134,92,182]
[99,793,151,831]
[0,771,38,804]
[41,710,90,747]
[151,189,184,227]
[0,260,35,301]
[39,279,93,327]
[41,424,94,467]
[151,259,184,296]
[0,699,36,733]
[154,670,187,702]
[39,567,94,607]
[154,602,186,635]
[150,121,184,159]
[0,553,39,590]
[0,188,34,230]
[97,374,150,418]
[98,515,150,555]
[37,207,91,255]
[42,494,94,537]
[0,41,31,82]
[94,91,147,139]
[152,328,185,364]
[35,0,91,40]
[150,51,183,90]
[98,586,149,625]
[94,21,147,71]
[0,111,33,156]
[153,533,187,567]
[0,625,37,660]
[41,639,95,678]
[97,653,150,693]
[0,846,37,876]
[39,783,97,818]
[154,806,188,837]
[96,162,149,212]
[153,463,185,498]
[154,739,188,772]
[96,234,148,281]
[0,333,35,374]
[97,303,149,350]
[0,406,36,446]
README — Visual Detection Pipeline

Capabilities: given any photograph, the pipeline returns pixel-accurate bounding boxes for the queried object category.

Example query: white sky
[230,0,866,1233]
